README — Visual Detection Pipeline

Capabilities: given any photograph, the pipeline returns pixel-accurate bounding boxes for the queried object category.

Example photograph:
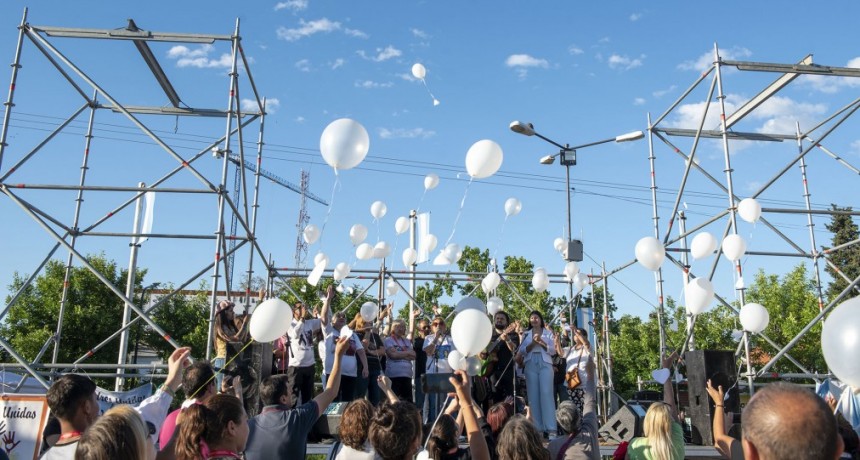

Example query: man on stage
[481,311,519,405]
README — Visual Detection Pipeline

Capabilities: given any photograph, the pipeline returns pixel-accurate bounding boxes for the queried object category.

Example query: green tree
[823,205,860,301]
[139,281,210,361]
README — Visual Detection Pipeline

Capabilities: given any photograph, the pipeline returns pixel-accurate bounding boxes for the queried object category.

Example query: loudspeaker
[598,402,647,443]
[225,341,272,417]
[313,401,349,437]
[683,350,740,446]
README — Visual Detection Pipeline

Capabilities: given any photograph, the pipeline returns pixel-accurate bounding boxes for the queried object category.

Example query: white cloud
[274,0,307,11]
[295,59,311,72]
[240,97,280,114]
[276,18,341,41]
[568,45,584,55]
[652,85,677,98]
[608,53,645,71]
[799,56,860,93]
[633,97,646,106]
[629,13,642,21]
[598,37,611,44]
[378,127,435,139]
[411,28,429,39]
[746,181,762,192]
[295,116,306,123]
[397,72,417,82]
[505,54,549,78]
[344,28,369,39]
[668,93,826,136]
[355,80,394,89]
[678,46,752,72]
[330,58,345,70]
[166,44,235,69]
[357,45,402,62]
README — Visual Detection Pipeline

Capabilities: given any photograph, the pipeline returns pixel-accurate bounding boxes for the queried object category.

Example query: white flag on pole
[138,192,156,244]
[416,212,431,264]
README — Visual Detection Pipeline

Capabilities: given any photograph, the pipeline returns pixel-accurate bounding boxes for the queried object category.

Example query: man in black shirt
[482,311,519,405]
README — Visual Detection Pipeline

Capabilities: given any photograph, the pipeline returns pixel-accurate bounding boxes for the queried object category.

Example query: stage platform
[306,443,724,458]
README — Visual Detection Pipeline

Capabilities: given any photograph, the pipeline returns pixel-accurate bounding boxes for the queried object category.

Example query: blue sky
[1,0,860,327]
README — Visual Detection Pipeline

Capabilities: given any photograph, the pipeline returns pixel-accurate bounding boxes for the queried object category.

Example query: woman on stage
[556,327,594,416]
[516,310,557,438]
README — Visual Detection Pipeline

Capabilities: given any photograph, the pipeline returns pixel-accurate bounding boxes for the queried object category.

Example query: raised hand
[705,379,725,405]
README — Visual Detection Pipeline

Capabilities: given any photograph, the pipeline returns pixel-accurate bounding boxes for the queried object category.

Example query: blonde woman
[75,405,154,460]
[626,353,685,460]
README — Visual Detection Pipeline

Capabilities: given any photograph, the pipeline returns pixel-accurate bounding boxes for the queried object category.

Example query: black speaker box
[225,341,272,417]
[314,401,349,437]
[598,402,648,443]
[683,350,740,445]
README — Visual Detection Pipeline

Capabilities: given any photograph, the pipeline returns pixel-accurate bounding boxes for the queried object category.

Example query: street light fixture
[509,120,644,262]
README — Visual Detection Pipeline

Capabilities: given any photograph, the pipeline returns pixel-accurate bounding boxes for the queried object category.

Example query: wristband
[159,383,176,398]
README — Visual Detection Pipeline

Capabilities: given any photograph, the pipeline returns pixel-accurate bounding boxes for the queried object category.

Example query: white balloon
[373,241,391,259]
[433,251,451,266]
[386,279,399,296]
[333,262,350,281]
[455,296,486,314]
[319,118,369,171]
[302,224,320,245]
[356,243,374,260]
[424,173,439,190]
[411,63,426,79]
[553,237,565,252]
[487,296,504,316]
[635,236,666,271]
[249,299,293,342]
[685,278,715,315]
[402,248,417,267]
[482,272,501,293]
[722,234,747,262]
[532,268,550,293]
[739,302,770,333]
[313,252,328,267]
[451,308,493,356]
[572,273,589,291]
[349,224,368,246]
[465,356,482,376]
[307,258,326,286]
[465,139,504,179]
[443,243,460,263]
[360,301,379,322]
[394,216,410,235]
[737,198,762,223]
[822,297,860,389]
[416,450,431,460]
[339,325,354,340]
[370,201,388,220]
[563,261,580,281]
[690,232,718,260]
[447,349,466,371]
[422,234,438,253]
[504,198,522,217]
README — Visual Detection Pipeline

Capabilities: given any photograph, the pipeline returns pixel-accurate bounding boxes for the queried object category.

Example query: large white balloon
[685,278,715,315]
[822,297,860,389]
[532,268,550,293]
[370,201,387,220]
[447,349,466,371]
[433,251,452,266]
[722,234,747,262]
[302,224,320,245]
[360,301,379,322]
[451,308,493,356]
[465,356,482,376]
[465,140,503,179]
[563,261,580,281]
[455,296,486,314]
[249,298,293,342]
[424,173,439,190]
[333,262,350,281]
[373,241,391,259]
[482,272,501,293]
[739,302,770,333]
[635,236,666,271]
[487,296,504,316]
[356,243,374,260]
[422,234,438,253]
[572,273,589,291]
[504,198,522,217]
[349,224,368,246]
[395,216,409,235]
[553,237,565,252]
[402,248,417,267]
[313,252,329,267]
[442,243,460,264]
[411,63,427,79]
[386,279,399,296]
[690,232,718,260]
[319,118,369,171]
[737,198,762,223]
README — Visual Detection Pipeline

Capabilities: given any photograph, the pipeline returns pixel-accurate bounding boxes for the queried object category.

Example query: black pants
[491,367,516,403]
[287,365,315,406]
[390,376,413,403]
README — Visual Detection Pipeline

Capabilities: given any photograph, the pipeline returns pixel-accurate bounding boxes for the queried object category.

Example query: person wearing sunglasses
[423,315,454,423]
[412,314,431,412]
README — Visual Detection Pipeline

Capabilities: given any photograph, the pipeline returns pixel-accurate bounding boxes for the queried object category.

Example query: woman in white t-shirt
[516,310,557,437]
[556,327,594,417]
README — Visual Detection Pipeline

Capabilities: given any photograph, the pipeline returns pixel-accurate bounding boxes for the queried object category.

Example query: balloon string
[319,171,341,249]
[444,177,472,247]
[421,79,439,105]
[416,188,428,213]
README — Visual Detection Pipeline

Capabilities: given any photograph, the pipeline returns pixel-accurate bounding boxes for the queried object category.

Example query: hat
[216,300,234,313]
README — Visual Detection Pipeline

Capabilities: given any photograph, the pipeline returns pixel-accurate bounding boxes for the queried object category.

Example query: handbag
[565,349,584,390]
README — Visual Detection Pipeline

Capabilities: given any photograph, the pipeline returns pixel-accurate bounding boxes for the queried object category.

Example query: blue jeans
[212,357,225,392]
[525,356,557,433]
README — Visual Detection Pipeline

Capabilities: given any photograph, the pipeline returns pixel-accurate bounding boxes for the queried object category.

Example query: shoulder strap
[556,434,576,460]
[575,347,584,365]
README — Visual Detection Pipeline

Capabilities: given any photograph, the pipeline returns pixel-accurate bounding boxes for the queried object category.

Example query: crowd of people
[34,288,856,460]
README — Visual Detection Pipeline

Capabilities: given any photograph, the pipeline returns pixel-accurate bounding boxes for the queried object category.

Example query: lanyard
[207,449,242,459]
[58,431,83,442]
